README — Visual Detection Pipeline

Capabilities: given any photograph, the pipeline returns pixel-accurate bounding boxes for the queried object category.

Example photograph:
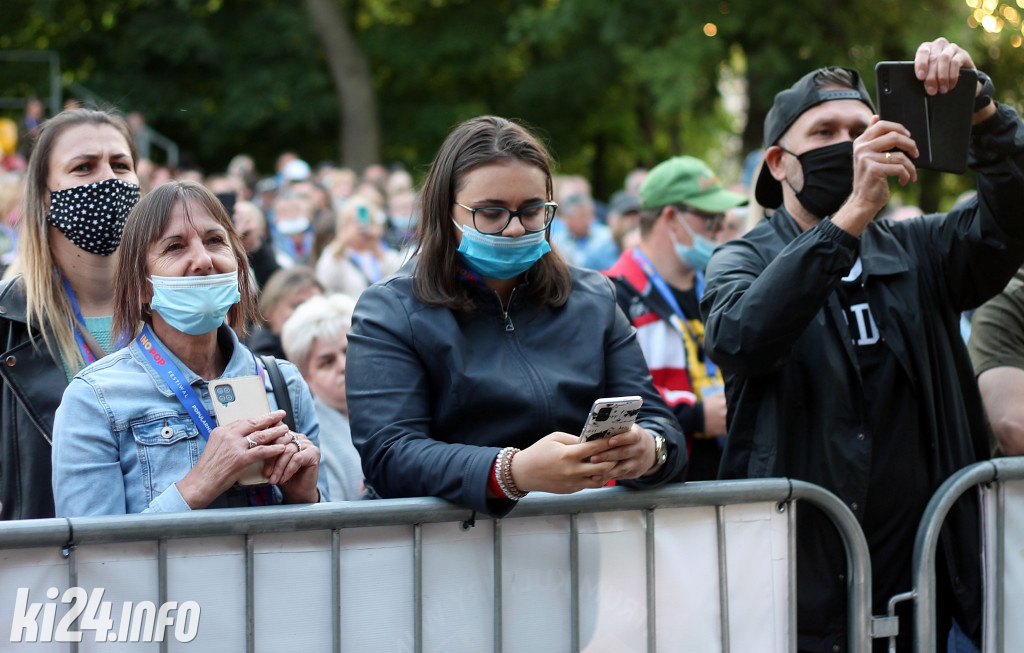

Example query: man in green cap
[605,155,746,480]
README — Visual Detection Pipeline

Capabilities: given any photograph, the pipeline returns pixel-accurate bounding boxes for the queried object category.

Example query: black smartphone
[875,61,977,174]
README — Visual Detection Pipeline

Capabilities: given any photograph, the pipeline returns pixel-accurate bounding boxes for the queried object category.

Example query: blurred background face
[304,332,348,414]
[233,201,266,252]
[272,195,312,235]
[716,206,750,244]
[561,196,594,238]
[267,282,321,334]
[339,200,384,247]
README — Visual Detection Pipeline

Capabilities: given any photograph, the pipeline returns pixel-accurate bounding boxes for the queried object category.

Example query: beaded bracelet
[491,448,512,499]
[494,447,527,500]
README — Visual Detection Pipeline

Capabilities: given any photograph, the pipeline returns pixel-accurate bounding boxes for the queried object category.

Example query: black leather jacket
[347,263,687,517]
[0,276,68,520]
[702,103,1024,651]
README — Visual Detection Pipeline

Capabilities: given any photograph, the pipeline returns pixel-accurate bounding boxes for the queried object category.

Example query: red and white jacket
[605,249,722,439]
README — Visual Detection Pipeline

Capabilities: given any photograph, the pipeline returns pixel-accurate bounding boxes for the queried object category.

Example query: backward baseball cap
[753,66,874,209]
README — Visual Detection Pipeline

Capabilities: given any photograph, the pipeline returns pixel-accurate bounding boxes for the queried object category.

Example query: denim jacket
[52,326,325,515]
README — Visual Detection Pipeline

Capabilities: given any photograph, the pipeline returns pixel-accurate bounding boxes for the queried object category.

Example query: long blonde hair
[19,108,138,372]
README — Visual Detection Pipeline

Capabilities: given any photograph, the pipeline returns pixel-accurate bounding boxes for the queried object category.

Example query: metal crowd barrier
[899,457,1024,653]
[0,479,873,653]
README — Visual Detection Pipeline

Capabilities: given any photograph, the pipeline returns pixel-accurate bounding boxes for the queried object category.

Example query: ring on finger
[292,434,302,452]
[245,436,257,449]
[885,152,892,162]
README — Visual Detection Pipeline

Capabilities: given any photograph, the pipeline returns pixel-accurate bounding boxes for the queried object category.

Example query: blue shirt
[549,220,620,271]
[52,326,326,515]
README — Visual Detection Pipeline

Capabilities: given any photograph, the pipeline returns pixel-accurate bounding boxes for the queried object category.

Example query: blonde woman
[0,108,140,520]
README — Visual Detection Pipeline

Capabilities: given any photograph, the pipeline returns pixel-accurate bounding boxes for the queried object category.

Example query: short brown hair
[413,115,571,313]
[114,180,256,342]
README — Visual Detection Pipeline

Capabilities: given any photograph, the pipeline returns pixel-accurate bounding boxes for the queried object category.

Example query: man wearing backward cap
[701,38,1024,652]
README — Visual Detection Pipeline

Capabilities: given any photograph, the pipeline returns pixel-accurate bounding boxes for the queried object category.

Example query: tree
[304,0,380,173]
[2,0,1007,212]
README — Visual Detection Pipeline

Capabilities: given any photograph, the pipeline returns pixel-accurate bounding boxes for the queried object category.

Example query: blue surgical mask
[276,217,310,236]
[672,216,717,271]
[453,221,551,280]
[150,272,241,336]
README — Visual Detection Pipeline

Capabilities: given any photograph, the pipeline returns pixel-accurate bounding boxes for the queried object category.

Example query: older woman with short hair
[282,293,362,500]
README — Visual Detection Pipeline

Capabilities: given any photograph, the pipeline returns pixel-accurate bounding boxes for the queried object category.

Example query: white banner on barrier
[983,478,1024,653]
[0,501,791,652]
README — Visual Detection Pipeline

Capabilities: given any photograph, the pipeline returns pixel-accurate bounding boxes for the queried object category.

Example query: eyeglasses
[676,205,726,231]
[455,202,558,235]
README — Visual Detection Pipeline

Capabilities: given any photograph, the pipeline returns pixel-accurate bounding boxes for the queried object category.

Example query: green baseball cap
[640,156,747,213]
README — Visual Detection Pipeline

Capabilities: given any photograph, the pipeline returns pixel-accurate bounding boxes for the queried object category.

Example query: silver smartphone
[579,395,643,443]
[209,375,273,486]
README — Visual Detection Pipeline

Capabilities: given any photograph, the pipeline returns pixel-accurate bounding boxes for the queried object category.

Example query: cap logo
[698,174,718,193]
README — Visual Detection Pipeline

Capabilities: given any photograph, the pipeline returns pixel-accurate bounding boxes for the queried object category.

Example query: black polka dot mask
[47,178,141,256]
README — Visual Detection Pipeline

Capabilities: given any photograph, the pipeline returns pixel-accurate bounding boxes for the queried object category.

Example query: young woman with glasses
[346,116,687,517]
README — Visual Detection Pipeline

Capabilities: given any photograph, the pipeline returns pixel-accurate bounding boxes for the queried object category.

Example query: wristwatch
[649,435,668,473]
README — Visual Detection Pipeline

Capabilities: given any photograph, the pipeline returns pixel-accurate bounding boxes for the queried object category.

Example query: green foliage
[1,0,1008,208]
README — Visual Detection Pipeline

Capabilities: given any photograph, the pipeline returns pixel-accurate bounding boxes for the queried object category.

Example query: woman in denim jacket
[52,181,325,515]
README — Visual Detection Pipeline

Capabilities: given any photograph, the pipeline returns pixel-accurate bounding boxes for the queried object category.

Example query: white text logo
[10,588,200,643]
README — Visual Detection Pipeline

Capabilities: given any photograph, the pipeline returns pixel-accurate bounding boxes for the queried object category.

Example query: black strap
[259,355,296,432]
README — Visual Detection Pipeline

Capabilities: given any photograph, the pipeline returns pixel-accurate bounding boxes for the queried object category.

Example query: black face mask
[781,141,854,219]
[47,178,141,256]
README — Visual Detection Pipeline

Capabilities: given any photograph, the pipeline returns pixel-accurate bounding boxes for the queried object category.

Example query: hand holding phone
[579,396,643,444]
[875,61,977,174]
[209,376,274,486]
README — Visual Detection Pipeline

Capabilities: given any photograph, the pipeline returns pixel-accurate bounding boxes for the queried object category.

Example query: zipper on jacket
[498,288,517,332]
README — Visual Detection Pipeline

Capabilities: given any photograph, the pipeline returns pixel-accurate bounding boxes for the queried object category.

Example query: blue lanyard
[136,325,275,503]
[136,325,217,439]
[62,276,100,364]
[349,251,382,283]
[631,249,716,377]
[135,325,265,440]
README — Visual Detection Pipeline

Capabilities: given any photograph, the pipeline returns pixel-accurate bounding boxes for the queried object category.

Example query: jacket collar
[0,275,31,324]
[770,207,911,278]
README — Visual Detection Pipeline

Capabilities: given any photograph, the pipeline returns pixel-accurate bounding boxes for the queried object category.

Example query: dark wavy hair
[412,115,571,312]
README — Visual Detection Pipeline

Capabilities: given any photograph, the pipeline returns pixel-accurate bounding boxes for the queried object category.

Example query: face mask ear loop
[673,210,701,248]
[775,147,802,197]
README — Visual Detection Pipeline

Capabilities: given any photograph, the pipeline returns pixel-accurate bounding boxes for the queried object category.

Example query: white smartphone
[579,396,643,443]
[209,375,273,486]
